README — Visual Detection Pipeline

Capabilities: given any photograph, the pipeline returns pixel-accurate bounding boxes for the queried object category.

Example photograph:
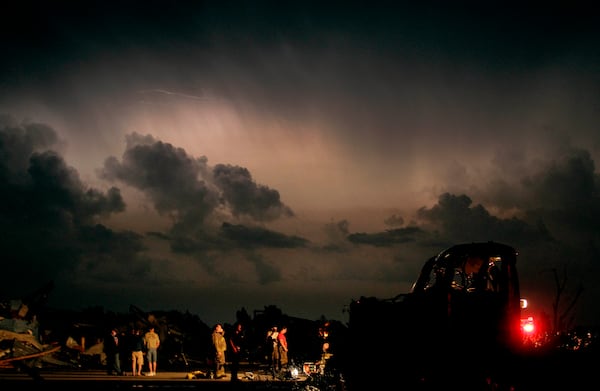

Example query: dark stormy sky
[1,1,599,328]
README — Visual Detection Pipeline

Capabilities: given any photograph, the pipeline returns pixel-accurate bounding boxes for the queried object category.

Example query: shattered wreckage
[0,282,61,374]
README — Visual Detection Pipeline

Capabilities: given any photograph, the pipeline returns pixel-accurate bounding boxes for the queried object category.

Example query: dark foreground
[0,368,306,390]
[340,348,598,391]
[2,349,598,391]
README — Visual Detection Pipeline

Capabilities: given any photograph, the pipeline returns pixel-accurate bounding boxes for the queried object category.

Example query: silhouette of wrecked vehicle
[343,241,525,390]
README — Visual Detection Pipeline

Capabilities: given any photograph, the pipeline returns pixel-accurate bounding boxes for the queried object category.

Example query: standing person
[130,328,145,376]
[104,328,123,375]
[266,326,279,372]
[277,326,289,371]
[228,322,245,382]
[144,326,160,376]
[211,323,227,379]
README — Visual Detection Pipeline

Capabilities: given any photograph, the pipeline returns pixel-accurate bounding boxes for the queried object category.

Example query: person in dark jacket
[129,328,145,376]
[228,322,245,381]
[104,328,123,375]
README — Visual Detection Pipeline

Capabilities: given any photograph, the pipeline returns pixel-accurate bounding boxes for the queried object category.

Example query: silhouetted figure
[104,328,123,375]
[266,326,280,372]
[129,328,144,376]
[228,322,245,381]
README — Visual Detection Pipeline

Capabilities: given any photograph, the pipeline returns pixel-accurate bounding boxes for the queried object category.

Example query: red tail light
[521,316,535,334]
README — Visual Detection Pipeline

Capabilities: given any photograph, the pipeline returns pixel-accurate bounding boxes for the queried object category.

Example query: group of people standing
[104,326,160,376]
[105,322,292,381]
[209,322,289,381]
[266,325,289,373]
[209,322,248,381]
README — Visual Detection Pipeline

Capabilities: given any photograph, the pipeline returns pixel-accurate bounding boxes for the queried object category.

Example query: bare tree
[548,266,584,332]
